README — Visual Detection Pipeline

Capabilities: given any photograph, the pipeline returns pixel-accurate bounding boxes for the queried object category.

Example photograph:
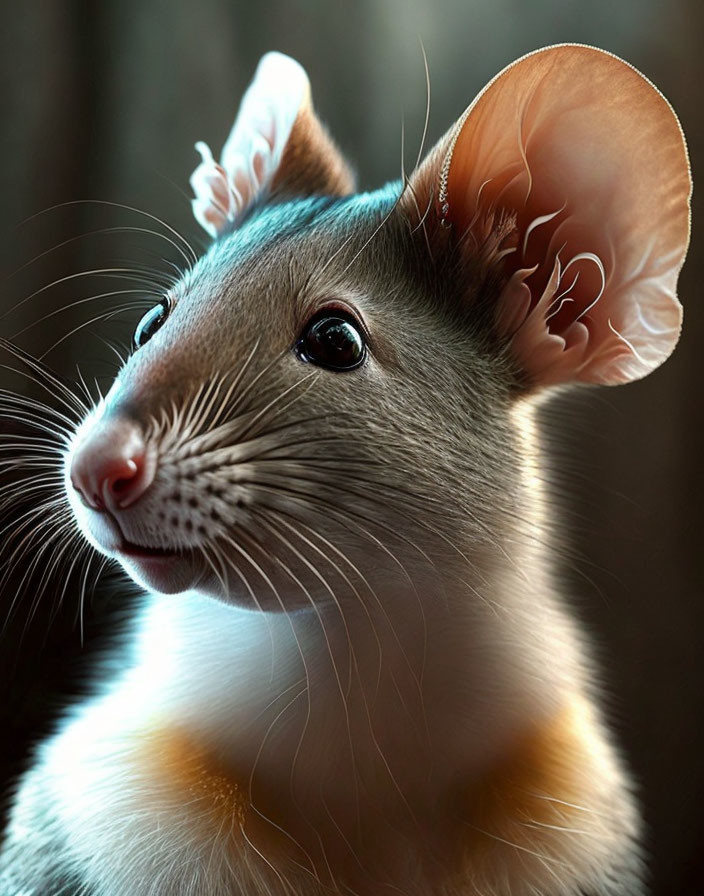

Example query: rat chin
[117,548,204,595]
[68,489,206,595]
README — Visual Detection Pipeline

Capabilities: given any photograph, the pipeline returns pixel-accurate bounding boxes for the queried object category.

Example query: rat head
[66,48,690,607]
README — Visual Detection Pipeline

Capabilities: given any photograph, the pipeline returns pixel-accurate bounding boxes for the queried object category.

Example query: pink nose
[70,418,154,511]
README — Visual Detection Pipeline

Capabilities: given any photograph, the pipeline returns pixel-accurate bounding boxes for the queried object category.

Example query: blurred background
[0,1,701,892]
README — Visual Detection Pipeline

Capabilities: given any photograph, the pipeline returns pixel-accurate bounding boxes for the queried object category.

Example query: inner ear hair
[405,188,520,324]
[401,44,691,387]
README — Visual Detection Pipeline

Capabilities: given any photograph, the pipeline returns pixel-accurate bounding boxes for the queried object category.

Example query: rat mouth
[117,540,188,560]
[114,539,204,595]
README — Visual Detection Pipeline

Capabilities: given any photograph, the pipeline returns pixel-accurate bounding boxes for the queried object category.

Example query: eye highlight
[133,299,171,350]
[296,309,367,372]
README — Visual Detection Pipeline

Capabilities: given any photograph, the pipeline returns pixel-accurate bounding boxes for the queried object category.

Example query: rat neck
[99,511,616,896]
[131,536,566,804]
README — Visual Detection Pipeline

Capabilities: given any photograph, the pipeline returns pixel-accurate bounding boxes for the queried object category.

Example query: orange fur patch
[134,700,612,893]
[137,725,248,833]
[458,696,606,886]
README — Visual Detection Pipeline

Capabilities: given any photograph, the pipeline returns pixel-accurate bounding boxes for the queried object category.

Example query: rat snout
[70,418,155,513]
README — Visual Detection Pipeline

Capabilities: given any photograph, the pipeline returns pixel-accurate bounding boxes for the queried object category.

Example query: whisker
[414,39,432,174]
[10,289,157,340]
[232,373,318,445]
[1,268,170,324]
[266,512,383,695]
[235,525,362,835]
[279,514,430,729]
[39,303,152,360]
[5,224,193,285]
[212,533,316,844]
[19,198,199,267]
[0,339,89,417]
[1,511,78,632]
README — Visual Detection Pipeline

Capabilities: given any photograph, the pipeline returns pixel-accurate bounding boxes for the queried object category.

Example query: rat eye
[296,310,366,371]
[133,300,170,350]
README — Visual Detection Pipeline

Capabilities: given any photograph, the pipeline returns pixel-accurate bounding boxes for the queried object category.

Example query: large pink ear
[406,45,691,386]
[191,52,354,238]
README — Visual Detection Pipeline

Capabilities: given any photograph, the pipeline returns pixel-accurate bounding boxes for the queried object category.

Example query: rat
[0,44,691,896]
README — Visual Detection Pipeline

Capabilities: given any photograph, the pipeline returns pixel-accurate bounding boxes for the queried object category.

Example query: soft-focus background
[0,1,701,892]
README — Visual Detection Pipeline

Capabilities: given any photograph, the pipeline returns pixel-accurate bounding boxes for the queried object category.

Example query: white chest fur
[25,583,639,896]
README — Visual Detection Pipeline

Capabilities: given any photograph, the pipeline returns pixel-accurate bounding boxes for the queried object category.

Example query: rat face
[65,47,690,607]
[66,191,518,605]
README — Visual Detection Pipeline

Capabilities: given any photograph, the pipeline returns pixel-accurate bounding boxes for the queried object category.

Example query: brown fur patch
[458,696,607,889]
[135,701,612,893]
[137,725,248,833]
[135,725,306,875]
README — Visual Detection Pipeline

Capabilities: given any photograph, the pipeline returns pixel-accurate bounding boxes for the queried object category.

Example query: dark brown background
[0,1,702,893]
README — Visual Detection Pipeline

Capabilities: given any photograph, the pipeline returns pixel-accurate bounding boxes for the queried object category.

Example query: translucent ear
[191,52,354,238]
[407,45,691,386]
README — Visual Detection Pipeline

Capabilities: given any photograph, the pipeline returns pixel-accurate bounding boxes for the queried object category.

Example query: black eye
[133,300,170,350]
[296,310,366,371]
